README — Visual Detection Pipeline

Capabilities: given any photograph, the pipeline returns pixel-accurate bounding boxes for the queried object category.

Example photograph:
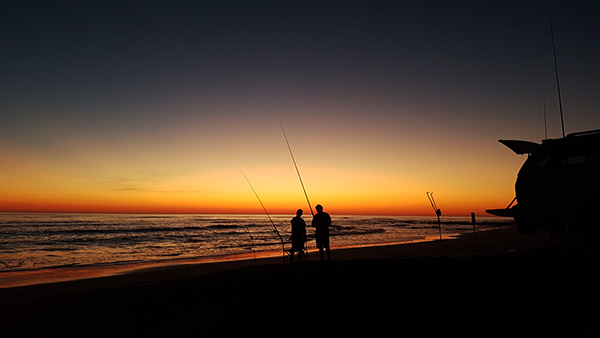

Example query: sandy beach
[0,227,593,336]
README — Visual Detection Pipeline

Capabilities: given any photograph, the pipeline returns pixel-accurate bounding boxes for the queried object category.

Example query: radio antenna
[550,17,566,138]
[543,96,548,140]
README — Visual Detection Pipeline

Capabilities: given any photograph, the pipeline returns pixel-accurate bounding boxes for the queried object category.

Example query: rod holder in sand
[427,192,443,256]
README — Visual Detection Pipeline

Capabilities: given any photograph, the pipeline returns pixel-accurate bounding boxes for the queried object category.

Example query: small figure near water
[312,204,332,261]
[290,209,307,262]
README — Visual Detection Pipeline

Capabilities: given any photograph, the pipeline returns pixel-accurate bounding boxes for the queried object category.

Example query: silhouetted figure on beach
[312,204,331,260]
[290,209,307,262]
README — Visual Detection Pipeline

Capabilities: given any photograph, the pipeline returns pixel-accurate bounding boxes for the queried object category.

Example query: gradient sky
[2,0,599,215]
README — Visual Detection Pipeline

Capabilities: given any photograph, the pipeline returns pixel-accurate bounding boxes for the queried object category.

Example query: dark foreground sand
[0,227,594,337]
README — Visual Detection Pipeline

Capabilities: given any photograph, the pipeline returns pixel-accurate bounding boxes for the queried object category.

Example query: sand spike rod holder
[426,192,443,255]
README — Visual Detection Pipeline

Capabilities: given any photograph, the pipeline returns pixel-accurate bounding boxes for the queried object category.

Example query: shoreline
[0,213,513,289]
[1,225,592,336]
[0,226,546,289]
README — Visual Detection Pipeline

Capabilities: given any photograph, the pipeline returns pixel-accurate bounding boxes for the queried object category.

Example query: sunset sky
[2,0,599,215]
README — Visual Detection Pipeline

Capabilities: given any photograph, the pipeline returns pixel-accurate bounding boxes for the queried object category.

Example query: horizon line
[0,210,500,218]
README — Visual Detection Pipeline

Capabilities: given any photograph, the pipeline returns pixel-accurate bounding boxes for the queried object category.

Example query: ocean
[0,213,512,273]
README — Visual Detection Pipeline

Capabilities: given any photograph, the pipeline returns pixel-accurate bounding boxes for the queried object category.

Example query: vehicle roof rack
[566,129,600,138]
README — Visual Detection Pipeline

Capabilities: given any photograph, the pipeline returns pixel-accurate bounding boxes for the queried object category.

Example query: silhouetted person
[290,209,307,262]
[312,204,331,260]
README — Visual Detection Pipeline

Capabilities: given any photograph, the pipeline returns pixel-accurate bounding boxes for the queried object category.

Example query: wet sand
[0,227,593,336]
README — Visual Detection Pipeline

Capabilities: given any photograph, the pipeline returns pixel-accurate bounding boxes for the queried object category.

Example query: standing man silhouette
[312,204,331,261]
[290,209,307,262]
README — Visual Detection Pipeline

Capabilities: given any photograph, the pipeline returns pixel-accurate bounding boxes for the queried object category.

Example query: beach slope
[0,227,592,336]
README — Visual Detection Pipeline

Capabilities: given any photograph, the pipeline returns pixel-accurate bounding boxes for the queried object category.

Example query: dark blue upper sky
[3,1,598,132]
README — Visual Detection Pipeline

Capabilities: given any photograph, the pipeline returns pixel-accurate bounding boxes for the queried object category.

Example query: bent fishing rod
[241,170,285,247]
[281,124,314,216]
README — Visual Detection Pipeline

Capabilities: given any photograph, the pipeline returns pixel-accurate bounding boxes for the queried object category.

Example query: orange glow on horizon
[0,125,523,217]
[0,181,514,217]
[0,200,508,216]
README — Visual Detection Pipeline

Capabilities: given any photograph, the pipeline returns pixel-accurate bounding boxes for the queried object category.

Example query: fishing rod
[241,170,285,248]
[281,124,313,260]
[426,191,438,214]
[281,124,314,216]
